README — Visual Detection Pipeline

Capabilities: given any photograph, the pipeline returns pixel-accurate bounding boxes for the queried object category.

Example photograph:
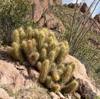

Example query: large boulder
[32,0,62,22]
[0,59,41,89]
[0,59,51,99]
[67,3,89,14]
[64,55,100,98]
[0,54,99,98]
[94,14,100,24]
[38,10,65,33]
[0,88,12,99]
[80,3,89,13]
[67,3,79,8]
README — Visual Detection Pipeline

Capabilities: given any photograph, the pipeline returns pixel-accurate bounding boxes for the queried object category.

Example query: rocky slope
[0,46,100,99]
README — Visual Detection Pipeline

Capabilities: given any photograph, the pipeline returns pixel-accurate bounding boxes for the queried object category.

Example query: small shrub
[0,0,34,44]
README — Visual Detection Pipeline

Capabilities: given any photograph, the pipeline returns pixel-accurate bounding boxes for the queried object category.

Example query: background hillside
[51,4,100,88]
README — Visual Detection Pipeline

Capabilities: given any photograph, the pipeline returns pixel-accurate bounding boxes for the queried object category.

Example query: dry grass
[15,83,51,99]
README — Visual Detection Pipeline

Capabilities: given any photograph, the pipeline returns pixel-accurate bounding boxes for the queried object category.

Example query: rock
[32,0,62,22]
[67,3,79,8]
[57,92,65,99]
[63,55,100,98]
[67,3,89,14]
[80,3,89,13]
[33,0,44,22]
[68,3,75,8]
[38,17,45,27]
[0,88,11,99]
[39,10,65,33]
[94,14,100,24]
[0,54,100,98]
[0,59,50,98]
[0,60,25,90]
[0,60,39,92]
[50,92,60,99]
[16,83,51,99]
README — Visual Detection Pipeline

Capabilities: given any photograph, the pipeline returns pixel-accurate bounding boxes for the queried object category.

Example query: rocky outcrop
[31,0,65,33]
[67,3,79,8]
[0,54,100,98]
[0,59,51,99]
[67,3,89,14]
[94,14,100,24]
[80,3,89,13]
[0,88,12,99]
[38,10,65,33]
[32,0,62,22]
[63,55,100,98]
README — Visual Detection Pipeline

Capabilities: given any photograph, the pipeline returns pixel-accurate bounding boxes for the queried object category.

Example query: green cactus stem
[56,43,67,63]
[45,76,54,88]
[51,70,60,82]
[12,42,23,63]
[28,52,39,65]
[18,27,26,40]
[50,63,60,82]
[48,50,56,62]
[37,32,45,50]
[51,83,61,93]
[43,43,48,49]
[21,40,28,54]
[12,29,20,43]
[39,60,50,83]
[57,64,65,76]
[40,48,47,61]
[61,79,79,94]
[63,41,69,54]
[27,40,34,54]
[26,26,34,39]
[32,38,37,51]
[50,42,58,51]
[37,61,42,71]
[60,63,75,84]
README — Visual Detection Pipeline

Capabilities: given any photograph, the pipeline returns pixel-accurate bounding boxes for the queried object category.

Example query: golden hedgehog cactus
[8,26,79,94]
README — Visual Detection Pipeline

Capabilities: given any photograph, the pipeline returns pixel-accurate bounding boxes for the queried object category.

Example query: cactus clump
[8,26,79,95]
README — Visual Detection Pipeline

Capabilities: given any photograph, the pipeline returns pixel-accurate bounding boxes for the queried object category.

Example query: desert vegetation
[7,27,80,96]
[0,0,100,99]
[51,0,100,88]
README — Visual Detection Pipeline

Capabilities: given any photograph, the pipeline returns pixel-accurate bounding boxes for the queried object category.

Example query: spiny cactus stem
[61,79,79,94]
[39,60,50,83]
[60,63,75,85]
